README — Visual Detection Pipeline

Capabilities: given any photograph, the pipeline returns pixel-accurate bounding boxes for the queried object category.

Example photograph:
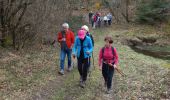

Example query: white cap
[62,23,69,29]
[81,25,89,32]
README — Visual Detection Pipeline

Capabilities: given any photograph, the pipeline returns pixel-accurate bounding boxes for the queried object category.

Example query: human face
[63,27,68,32]
[105,40,110,47]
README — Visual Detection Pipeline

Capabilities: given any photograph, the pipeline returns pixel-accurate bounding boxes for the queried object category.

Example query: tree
[136,0,170,24]
[0,0,76,50]
[0,0,33,49]
[102,0,131,23]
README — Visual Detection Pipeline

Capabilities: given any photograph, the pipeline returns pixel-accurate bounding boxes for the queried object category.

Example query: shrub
[136,0,170,24]
[67,16,85,34]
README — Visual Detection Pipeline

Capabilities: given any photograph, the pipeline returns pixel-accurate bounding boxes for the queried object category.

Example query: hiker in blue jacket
[81,25,94,72]
[72,29,93,88]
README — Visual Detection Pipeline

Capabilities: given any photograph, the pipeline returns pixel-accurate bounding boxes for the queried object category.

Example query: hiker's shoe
[80,76,83,82]
[58,70,64,75]
[67,67,72,72]
[80,81,85,88]
[106,88,111,94]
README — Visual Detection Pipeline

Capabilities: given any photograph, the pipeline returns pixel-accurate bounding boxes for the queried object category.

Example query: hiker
[81,25,94,72]
[92,13,98,29]
[72,29,93,88]
[89,11,93,24]
[91,14,95,28]
[97,13,101,28]
[107,13,113,26]
[98,36,119,94]
[81,25,94,47]
[57,23,75,75]
[103,16,108,26]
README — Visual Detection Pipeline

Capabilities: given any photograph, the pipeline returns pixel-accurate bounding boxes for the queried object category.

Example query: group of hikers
[88,11,113,29]
[55,22,119,94]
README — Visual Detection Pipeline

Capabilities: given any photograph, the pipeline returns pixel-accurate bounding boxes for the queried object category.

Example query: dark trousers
[102,63,114,89]
[108,20,112,25]
[77,58,90,81]
[87,57,91,74]
[98,21,101,28]
[91,21,94,27]
[104,20,107,26]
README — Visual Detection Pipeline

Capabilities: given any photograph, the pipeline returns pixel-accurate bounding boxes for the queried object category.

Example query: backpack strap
[111,46,114,57]
[102,46,115,60]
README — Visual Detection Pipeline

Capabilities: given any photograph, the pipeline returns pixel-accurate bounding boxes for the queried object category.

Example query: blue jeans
[60,48,72,70]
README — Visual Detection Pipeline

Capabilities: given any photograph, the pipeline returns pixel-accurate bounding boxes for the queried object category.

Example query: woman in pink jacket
[98,36,119,94]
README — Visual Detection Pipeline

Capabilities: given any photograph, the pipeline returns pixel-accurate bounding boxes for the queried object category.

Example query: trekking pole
[103,61,126,77]
[88,57,92,77]
[114,67,126,77]
[72,55,76,79]
[92,52,95,70]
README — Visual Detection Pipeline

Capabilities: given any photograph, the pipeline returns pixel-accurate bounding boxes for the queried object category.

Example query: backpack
[93,15,98,22]
[102,46,115,60]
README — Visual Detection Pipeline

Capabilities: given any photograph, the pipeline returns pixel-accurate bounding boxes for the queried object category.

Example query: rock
[128,37,143,46]
[137,36,157,43]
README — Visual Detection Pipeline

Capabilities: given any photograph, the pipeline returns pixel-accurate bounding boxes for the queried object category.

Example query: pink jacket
[98,46,119,68]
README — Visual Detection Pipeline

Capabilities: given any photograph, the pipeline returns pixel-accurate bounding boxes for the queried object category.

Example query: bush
[136,0,170,24]
[67,16,85,34]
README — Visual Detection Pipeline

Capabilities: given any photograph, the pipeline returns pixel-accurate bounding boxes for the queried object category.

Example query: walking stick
[114,67,126,77]
[92,52,95,70]
[103,61,126,77]
[88,57,92,77]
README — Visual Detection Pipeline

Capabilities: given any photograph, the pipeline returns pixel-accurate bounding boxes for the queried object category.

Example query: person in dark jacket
[89,11,93,24]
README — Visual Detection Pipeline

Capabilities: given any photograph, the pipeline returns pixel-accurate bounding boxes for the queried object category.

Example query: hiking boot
[58,70,64,75]
[80,81,85,88]
[106,88,111,94]
[67,67,72,72]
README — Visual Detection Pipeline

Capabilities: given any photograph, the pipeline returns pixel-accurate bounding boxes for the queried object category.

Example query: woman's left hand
[113,64,117,69]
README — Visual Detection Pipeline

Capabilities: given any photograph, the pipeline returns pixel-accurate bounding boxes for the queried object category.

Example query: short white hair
[81,25,89,32]
[62,23,69,29]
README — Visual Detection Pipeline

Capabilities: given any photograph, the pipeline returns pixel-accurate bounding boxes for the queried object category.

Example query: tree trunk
[125,0,129,23]
[12,30,16,49]
[0,1,6,47]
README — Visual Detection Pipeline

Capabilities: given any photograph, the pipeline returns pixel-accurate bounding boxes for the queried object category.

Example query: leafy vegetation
[68,16,85,33]
[136,0,170,24]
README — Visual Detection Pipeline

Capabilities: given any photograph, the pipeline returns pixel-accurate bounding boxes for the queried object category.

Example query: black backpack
[102,46,115,60]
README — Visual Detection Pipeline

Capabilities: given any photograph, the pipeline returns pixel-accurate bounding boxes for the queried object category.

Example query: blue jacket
[72,36,93,58]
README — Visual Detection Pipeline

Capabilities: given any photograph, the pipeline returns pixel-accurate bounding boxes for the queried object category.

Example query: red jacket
[57,29,75,49]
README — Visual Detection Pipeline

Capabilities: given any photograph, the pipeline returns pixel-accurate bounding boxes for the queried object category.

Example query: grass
[0,25,170,100]
[0,45,60,99]
[52,25,170,100]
